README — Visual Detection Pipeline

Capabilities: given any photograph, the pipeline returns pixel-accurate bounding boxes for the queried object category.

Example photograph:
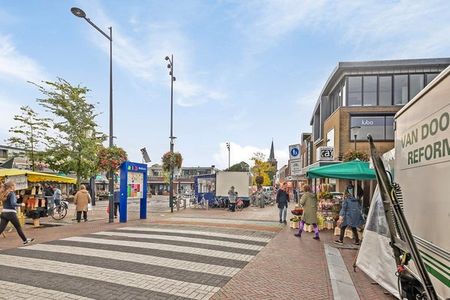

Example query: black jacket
[276,189,289,208]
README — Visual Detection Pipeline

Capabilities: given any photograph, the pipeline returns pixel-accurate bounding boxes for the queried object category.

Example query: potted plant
[162,152,183,172]
[97,146,128,172]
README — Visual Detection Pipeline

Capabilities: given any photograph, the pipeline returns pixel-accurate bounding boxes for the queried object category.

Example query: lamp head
[167,64,171,69]
[71,7,86,18]
[173,77,176,81]
[165,56,170,61]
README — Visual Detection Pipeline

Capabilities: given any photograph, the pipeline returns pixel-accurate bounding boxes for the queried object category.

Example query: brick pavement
[0,201,396,299]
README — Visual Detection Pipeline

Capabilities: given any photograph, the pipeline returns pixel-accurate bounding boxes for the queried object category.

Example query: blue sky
[1,0,450,169]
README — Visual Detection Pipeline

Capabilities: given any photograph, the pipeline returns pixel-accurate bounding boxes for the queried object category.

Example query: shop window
[378,76,392,106]
[347,76,362,106]
[350,115,394,141]
[409,74,424,100]
[394,75,408,105]
[363,76,377,106]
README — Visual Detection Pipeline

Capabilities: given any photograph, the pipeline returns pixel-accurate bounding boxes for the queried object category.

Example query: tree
[250,152,275,189]
[7,106,50,171]
[226,161,249,172]
[32,78,106,185]
[343,150,369,162]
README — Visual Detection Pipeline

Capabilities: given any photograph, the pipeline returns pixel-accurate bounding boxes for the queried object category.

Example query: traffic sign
[289,144,300,159]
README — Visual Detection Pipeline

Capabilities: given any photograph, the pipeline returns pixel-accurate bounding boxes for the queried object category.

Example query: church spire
[269,139,275,161]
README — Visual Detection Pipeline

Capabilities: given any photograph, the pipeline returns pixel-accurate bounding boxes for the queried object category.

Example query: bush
[343,150,369,162]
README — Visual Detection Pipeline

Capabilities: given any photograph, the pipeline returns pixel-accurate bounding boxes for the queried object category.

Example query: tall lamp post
[71,7,115,223]
[226,142,230,169]
[165,55,176,213]
[350,126,361,151]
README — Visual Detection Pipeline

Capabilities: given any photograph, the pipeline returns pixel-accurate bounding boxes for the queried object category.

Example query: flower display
[162,152,183,172]
[97,146,128,172]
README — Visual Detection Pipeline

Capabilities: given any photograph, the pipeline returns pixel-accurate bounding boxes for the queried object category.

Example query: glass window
[385,116,394,140]
[426,73,439,85]
[409,74,424,100]
[347,76,362,106]
[394,75,408,105]
[378,76,392,106]
[351,116,385,140]
[363,76,377,106]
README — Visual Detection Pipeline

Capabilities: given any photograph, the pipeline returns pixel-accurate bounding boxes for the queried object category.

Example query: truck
[394,65,450,299]
[194,171,251,206]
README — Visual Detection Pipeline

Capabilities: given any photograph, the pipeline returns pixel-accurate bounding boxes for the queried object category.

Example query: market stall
[0,169,76,226]
[300,160,376,235]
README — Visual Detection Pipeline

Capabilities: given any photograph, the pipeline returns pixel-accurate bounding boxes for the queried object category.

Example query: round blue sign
[290,147,299,157]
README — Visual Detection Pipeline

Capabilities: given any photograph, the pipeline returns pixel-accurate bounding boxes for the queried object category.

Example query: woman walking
[74,185,91,222]
[295,184,320,240]
[0,181,34,244]
[335,186,364,245]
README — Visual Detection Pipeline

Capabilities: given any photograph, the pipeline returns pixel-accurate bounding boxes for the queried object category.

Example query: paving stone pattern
[0,225,275,300]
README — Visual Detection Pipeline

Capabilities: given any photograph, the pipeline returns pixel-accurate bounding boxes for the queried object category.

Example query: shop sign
[317,146,334,161]
[8,175,28,190]
[289,159,302,176]
[289,144,300,160]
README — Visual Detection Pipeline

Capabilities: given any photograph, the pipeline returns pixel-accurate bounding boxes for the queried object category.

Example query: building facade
[304,58,450,192]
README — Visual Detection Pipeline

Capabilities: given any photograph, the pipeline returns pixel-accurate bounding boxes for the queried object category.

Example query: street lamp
[350,126,361,151]
[71,7,115,223]
[165,55,176,213]
[226,142,230,169]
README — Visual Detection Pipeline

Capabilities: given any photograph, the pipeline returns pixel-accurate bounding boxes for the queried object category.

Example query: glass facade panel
[394,75,408,105]
[350,115,394,141]
[385,116,394,140]
[378,76,392,106]
[409,74,424,100]
[426,73,439,85]
[363,76,377,106]
[347,76,362,106]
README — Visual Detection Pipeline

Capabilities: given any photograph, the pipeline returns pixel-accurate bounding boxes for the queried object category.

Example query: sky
[1,0,450,170]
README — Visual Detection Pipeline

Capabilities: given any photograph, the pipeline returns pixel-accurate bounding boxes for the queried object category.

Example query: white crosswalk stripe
[0,280,95,300]
[121,226,272,242]
[94,231,264,251]
[0,254,220,299]
[0,225,274,299]
[63,236,255,261]
[21,243,241,276]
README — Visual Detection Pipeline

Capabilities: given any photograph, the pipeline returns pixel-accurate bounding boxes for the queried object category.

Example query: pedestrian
[293,188,298,203]
[0,181,34,244]
[53,185,62,207]
[276,182,289,224]
[295,184,320,240]
[113,185,120,219]
[228,186,237,212]
[44,184,54,210]
[335,186,364,245]
[74,185,91,223]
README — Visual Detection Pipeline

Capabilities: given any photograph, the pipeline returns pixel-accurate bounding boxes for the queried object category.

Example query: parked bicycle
[49,200,69,220]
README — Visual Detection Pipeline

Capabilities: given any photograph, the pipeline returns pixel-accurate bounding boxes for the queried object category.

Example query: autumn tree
[8,106,50,171]
[250,152,275,189]
[32,78,106,185]
[226,161,249,172]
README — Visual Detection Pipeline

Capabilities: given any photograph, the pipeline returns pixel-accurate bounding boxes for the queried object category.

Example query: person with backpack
[0,181,34,244]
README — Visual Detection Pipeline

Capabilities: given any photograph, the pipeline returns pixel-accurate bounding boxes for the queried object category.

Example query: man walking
[53,185,62,207]
[276,182,289,224]
[228,186,237,212]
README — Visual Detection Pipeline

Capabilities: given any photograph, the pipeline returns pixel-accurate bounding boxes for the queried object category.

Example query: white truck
[394,66,450,299]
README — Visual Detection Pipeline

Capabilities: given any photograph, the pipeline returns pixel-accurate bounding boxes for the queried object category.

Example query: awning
[306,160,376,180]
[0,168,77,184]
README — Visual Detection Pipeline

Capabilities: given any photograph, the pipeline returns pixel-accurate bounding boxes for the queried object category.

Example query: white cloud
[213,142,288,170]
[0,35,47,83]
[79,3,226,107]
[0,94,20,137]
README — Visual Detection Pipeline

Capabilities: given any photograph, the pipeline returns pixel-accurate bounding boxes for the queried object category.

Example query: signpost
[119,161,148,223]
[289,159,302,176]
[289,144,300,159]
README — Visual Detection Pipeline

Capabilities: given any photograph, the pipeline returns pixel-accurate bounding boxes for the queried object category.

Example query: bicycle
[49,200,69,220]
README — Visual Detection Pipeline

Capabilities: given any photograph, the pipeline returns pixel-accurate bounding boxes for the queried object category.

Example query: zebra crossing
[0,225,275,300]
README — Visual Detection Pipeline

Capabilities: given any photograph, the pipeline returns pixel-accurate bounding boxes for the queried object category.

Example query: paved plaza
[0,199,394,299]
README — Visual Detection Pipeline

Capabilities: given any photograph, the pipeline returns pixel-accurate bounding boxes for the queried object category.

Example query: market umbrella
[306,160,375,180]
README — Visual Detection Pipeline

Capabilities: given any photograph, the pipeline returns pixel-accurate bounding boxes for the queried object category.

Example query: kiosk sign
[119,161,148,223]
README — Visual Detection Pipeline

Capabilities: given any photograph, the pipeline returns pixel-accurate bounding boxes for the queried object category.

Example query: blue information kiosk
[119,161,148,223]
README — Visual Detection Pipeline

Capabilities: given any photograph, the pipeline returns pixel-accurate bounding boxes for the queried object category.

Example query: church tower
[267,140,278,170]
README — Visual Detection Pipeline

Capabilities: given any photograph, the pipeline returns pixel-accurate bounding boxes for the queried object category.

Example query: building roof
[268,140,275,161]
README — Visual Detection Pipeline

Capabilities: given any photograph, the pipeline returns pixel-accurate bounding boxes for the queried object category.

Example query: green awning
[306,160,376,180]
